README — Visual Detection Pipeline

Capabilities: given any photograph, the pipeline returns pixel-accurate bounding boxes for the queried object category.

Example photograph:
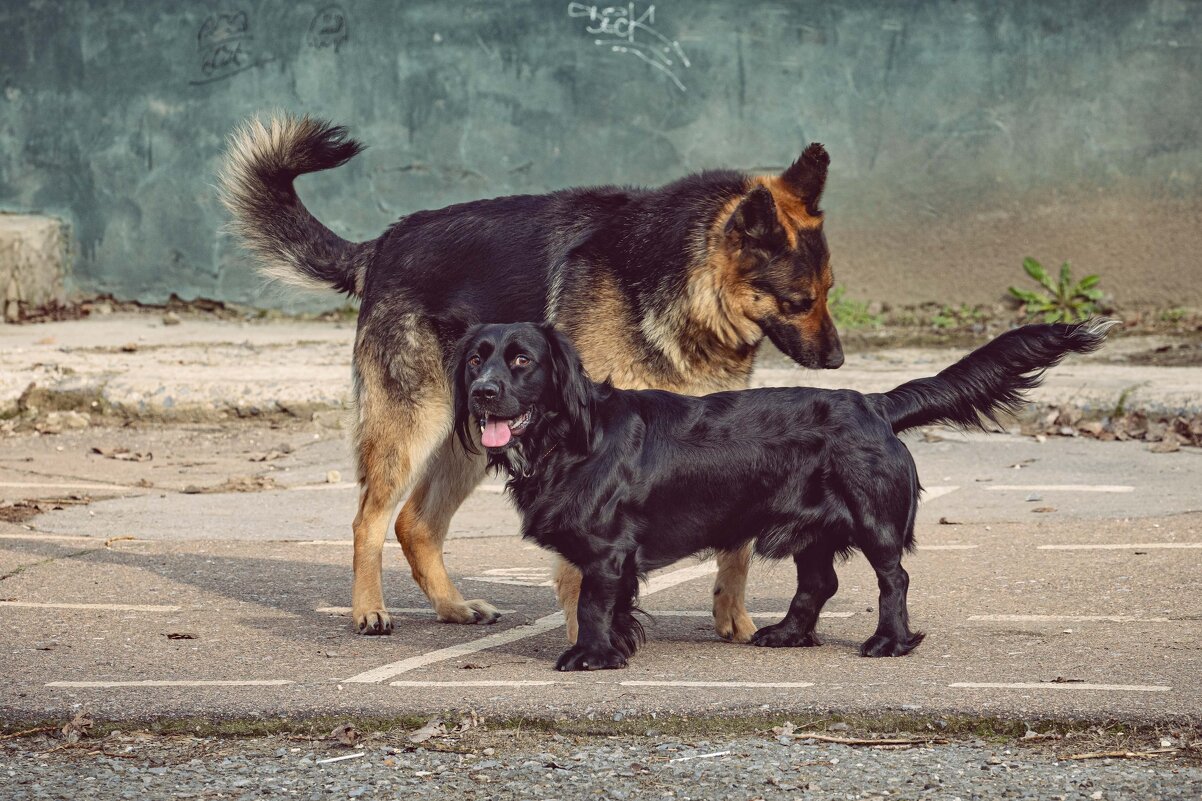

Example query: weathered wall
[1,0,1200,309]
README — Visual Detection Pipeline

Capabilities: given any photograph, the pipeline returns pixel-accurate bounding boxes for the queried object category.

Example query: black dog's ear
[451,324,484,454]
[541,324,595,453]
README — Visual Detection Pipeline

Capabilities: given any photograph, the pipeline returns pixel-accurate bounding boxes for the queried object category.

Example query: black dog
[453,320,1113,671]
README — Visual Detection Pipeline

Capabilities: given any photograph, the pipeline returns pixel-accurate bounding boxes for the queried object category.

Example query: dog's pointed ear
[450,324,484,454]
[541,324,594,453]
[781,142,829,216]
[724,186,784,251]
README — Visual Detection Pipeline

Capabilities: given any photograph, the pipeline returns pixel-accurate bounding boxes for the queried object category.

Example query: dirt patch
[0,494,98,524]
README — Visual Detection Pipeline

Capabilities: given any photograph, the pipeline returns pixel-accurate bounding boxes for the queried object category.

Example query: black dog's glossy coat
[454,321,1112,671]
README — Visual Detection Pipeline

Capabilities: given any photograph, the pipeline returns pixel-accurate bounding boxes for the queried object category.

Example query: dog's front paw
[749,622,820,648]
[555,644,627,671]
[353,608,393,636]
[859,631,925,657]
[436,599,501,625]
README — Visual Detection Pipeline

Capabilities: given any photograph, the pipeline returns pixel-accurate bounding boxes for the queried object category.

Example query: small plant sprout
[1009,257,1103,323]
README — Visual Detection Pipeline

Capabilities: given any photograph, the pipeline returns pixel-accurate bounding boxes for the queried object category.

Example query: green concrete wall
[2,0,1200,309]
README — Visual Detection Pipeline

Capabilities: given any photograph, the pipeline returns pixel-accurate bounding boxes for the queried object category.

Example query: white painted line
[343,611,568,684]
[390,680,557,688]
[0,533,99,542]
[984,484,1133,493]
[643,560,717,594]
[293,540,400,548]
[316,606,517,616]
[0,481,136,492]
[920,545,979,551]
[343,559,721,684]
[46,680,294,688]
[921,486,959,502]
[640,610,855,619]
[1,601,181,613]
[621,681,815,689]
[949,682,1169,692]
[1038,542,1202,551]
[968,614,1171,623]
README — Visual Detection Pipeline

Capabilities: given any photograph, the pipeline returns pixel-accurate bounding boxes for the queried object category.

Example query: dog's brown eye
[468,354,481,368]
[512,354,530,368]
[783,297,814,315]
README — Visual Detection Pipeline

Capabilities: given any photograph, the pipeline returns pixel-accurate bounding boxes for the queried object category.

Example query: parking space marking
[343,611,568,684]
[1038,542,1202,551]
[641,610,855,619]
[950,682,1169,692]
[621,681,815,689]
[984,484,1134,493]
[1,601,181,612]
[293,540,400,548]
[316,606,517,616]
[46,680,294,688]
[390,680,557,688]
[921,486,959,501]
[343,560,720,684]
[968,614,1171,623]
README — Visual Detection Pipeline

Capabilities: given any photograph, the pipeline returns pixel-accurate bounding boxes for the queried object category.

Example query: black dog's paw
[859,631,925,658]
[555,644,628,671]
[749,623,821,648]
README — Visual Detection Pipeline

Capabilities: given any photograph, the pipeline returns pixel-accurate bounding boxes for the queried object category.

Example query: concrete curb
[3,317,1201,424]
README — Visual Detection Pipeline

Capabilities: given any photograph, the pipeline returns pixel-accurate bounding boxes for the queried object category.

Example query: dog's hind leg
[713,543,757,643]
[350,315,452,635]
[395,436,499,624]
[553,558,583,643]
[858,525,924,657]
[750,544,838,648]
[351,394,449,635]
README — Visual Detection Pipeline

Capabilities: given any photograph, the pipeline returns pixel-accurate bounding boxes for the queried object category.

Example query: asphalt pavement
[1,315,1199,753]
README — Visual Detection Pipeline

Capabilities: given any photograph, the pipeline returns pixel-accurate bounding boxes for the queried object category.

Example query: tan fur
[348,310,458,634]
[394,438,498,624]
[752,175,824,244]
[712,543,757,642]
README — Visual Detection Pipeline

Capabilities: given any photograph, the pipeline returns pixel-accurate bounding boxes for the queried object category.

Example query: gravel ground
[3,728,1199,801]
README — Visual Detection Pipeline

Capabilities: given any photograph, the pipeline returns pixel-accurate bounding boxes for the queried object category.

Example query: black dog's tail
[873,319,1117,434]
[219,113,371,297]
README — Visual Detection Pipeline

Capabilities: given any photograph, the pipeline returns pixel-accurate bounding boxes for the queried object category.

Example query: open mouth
[477,409,533,449]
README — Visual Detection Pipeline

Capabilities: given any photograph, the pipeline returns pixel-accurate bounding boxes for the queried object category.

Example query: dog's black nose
[471,381,501,401]
[822,349,844,369]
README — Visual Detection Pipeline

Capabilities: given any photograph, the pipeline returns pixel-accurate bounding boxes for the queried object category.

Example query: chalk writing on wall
[191,11,273,85]
[308,5,349,52]
[567,2,691,92]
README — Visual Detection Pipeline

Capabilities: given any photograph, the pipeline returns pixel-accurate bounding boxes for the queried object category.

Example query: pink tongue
[481,419,512,448]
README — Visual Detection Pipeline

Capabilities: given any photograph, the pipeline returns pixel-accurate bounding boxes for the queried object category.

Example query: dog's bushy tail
[873,319,1117,434]
[219,113,370,297]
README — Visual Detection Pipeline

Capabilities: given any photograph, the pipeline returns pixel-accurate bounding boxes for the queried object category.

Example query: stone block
[0,214,68,322]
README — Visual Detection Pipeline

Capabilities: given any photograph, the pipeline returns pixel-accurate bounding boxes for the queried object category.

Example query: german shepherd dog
[453,320,1113,670]
[220,115,843,640]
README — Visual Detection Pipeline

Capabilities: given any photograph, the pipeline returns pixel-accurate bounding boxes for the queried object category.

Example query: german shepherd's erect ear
[541,324,595,454]
[781,143,830,217]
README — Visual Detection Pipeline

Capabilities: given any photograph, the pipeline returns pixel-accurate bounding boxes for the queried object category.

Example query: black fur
[453,320,1113,670]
